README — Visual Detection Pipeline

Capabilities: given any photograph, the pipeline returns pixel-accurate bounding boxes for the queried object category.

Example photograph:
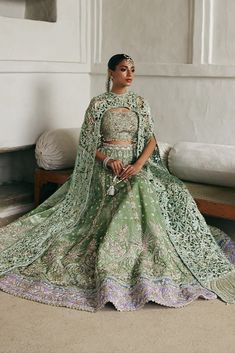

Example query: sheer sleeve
[78,98,101,155]
[139,97,156,145]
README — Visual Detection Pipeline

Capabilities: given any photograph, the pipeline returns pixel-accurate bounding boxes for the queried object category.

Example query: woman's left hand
[119,162,143,180]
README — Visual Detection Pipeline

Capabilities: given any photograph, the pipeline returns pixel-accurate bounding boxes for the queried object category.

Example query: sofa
[35,128,235,220]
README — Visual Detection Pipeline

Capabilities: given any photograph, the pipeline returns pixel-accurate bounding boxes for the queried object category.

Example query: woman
[0,54,235,312]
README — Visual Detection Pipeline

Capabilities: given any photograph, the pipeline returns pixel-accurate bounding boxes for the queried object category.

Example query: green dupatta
[0,91,235,303]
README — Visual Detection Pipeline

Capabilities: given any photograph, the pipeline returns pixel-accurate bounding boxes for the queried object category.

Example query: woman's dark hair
[106,54,134,92]
[107,53,133,70]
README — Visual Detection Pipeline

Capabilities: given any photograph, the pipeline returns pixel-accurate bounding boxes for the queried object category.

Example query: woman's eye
[121,68,126,72]
[132,69,135,73]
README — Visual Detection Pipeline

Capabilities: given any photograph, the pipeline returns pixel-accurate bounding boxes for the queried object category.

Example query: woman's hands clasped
[107,159,143,180]
[119,162,143,180]
[106,159,124,176]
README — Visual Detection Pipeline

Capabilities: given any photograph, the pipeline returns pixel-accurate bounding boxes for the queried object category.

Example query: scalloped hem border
[0,273,217,312]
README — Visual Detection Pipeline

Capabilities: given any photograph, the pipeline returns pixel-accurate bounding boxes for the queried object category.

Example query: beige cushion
[35,128,81,170]
[168,142,235,187]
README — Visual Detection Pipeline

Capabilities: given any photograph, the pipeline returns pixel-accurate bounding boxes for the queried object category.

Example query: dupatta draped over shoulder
[0,91,235,308]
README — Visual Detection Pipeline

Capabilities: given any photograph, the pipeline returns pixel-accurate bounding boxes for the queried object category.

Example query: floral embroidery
[0,91,235,311]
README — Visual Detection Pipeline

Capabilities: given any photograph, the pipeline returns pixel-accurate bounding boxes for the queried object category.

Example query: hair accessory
[123,54,132,60]
[107,54,134,70]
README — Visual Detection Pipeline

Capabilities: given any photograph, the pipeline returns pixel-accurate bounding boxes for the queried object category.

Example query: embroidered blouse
[100,110,138,143]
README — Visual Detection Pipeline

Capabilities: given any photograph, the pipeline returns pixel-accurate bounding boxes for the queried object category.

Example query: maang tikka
[123,54,134,64]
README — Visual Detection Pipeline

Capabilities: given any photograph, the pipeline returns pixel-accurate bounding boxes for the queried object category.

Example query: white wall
[0,0,90,149]
[101,0,190,64]
[90,0,235,146]
[212,0,235,64]
[0,73,90,148]
[0,0,25,19]
[1,0,235,150]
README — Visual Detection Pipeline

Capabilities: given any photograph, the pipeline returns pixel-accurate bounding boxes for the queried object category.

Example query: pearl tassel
[107,176,124,196]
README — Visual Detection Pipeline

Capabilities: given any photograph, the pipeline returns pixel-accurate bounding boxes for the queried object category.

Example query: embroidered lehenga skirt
[0,142,234,312]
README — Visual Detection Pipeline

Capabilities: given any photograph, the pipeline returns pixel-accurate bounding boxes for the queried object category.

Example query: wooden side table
[34,168,73,206]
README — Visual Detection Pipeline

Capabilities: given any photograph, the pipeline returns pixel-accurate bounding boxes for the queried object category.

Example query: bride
[0,53,234,312]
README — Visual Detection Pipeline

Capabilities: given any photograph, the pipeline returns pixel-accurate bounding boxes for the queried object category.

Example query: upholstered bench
[35,129,235,220]
[168,142,235,221]
[185,182,235,220]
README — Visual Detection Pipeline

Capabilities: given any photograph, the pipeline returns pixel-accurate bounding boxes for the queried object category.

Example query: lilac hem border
[0,273,217,312]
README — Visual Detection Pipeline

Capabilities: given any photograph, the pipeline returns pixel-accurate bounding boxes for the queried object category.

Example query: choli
[100,110,138,143]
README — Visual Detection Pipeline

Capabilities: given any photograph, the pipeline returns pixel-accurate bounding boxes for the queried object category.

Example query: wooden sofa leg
[34,170,43,207]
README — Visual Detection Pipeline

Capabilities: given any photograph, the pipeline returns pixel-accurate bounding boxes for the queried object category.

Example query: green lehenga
[0,91,235,312]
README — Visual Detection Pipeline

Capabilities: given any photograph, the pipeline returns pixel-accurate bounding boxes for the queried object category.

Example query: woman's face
[109,59,135,89]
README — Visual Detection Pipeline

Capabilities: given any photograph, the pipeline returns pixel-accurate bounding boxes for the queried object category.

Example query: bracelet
[103,156,112,169]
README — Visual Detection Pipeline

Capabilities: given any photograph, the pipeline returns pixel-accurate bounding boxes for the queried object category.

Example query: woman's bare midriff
[103,140,134,145]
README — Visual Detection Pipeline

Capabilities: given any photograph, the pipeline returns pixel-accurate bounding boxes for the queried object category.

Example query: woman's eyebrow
[120,65,135,69]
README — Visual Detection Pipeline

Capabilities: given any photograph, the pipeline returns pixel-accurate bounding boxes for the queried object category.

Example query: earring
[106,75,111,92]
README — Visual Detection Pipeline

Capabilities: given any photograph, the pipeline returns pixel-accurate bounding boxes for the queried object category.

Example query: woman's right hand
[107,159,124,176]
